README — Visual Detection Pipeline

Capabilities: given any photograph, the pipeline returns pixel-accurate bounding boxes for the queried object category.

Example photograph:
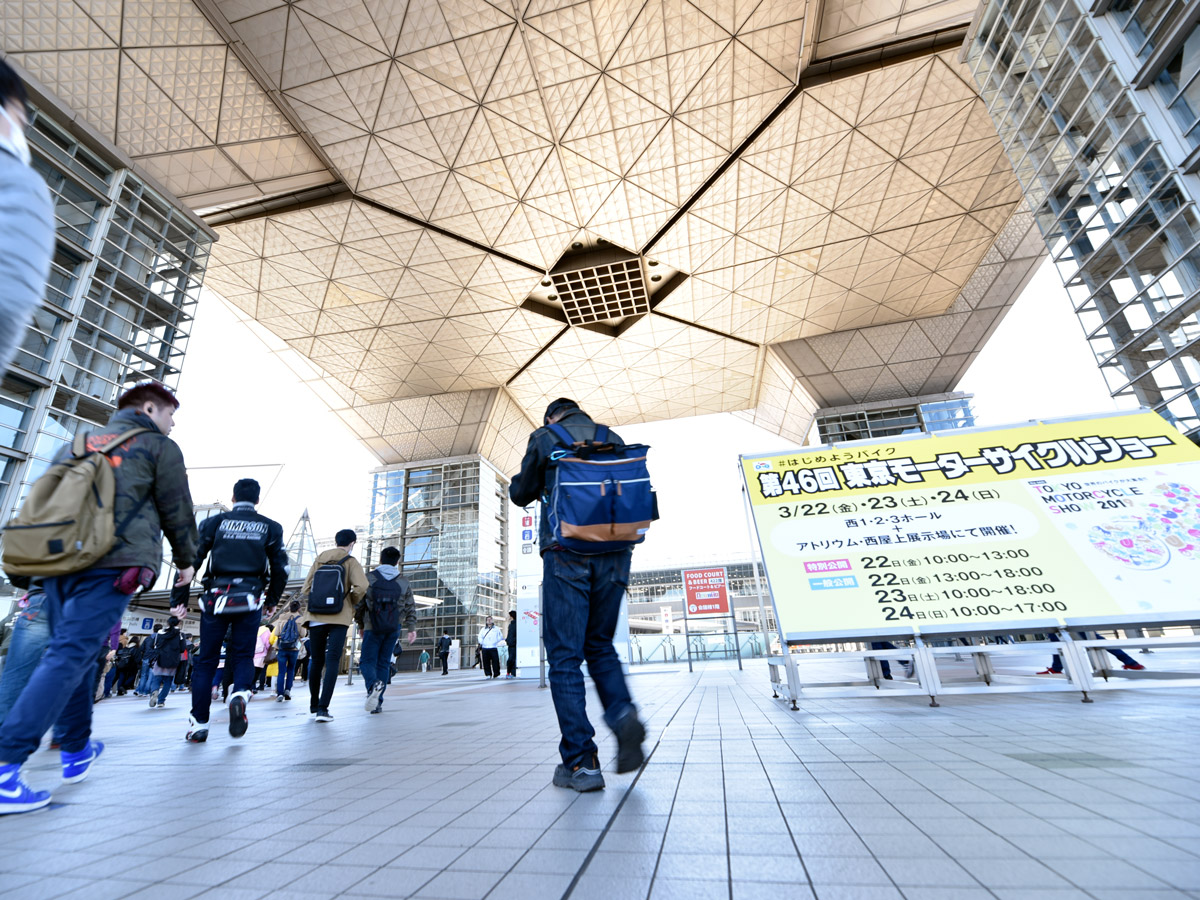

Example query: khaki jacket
[301,547,368,628]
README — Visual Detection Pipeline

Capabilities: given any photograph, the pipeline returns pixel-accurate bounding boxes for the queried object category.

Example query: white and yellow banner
[740,412,1200,636]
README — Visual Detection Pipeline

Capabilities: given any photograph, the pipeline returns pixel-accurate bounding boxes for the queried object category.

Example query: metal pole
[682,598,693,673]
[538,583,547,689]
[731,608,743,670]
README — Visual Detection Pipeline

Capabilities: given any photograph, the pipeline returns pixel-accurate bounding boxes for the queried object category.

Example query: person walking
[0,381,197,813]
[274,601,304,701]
[436,630,451,675]
[176,478,288,744]
[478,616,504,679]
[0,61,55,377]
[135,624,161,696]
[510,398,648,792]
[418,649,430,673]
[252,621,272,692]
[148,617,185,709]
[505,610,518,678]
[357,546,416,714]
[118,636,140,695]
[300,529,368,723]
[0,585,49,727]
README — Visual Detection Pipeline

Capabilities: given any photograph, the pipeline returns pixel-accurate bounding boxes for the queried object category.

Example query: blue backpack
[544,423,658,554]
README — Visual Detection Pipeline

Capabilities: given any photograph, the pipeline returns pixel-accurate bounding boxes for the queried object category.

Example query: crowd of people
[0,375,647,813]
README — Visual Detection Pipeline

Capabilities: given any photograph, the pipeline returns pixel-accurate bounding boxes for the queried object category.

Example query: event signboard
[682,567,731,617]
[739,411,1200,637]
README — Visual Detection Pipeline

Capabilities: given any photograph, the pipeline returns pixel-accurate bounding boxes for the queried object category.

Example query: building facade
[365,455,510,654]
[815,392,976,443]
[0,94,214,589]
[968,0,1200,437]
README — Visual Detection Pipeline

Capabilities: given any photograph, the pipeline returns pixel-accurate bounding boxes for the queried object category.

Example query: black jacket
[436,635,452,655]
[509,409,624,553]
[177,502,288,609]
[506,619,516,647]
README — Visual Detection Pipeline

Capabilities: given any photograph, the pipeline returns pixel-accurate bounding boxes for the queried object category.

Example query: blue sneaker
[61,740,104,784]
[0,764,51,814]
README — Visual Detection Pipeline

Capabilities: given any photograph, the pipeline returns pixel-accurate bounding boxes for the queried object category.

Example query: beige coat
[301,547,368,628]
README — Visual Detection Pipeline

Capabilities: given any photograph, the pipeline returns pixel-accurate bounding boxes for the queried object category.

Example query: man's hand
[170,604,188,619]
[174,566,195,587]
[407,631,416,645]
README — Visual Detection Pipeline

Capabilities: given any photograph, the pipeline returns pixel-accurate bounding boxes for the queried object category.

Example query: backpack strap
[98,427,150,454]
[546,423,577,448]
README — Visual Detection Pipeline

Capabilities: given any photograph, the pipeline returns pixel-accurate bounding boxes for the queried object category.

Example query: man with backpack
[135,623,161,696]
[175,478,288,744]
[300,529,368,723]
[0,381,197,814]
[356,546,416,714]
[509,398,653,793]
[274,600,304,701]
[436,630,452,675]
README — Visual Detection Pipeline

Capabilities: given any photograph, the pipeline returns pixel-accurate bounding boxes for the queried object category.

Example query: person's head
[544,398,579,425]
[117,381,179,436]
[335,528,357,550]
[120,628,127,635]
[289,600,300,613]
[485,615,494,626]
[379,546,400,566]
[152,623,162,633]
[509,610,516,620]
[167,615,179,628]
[232,478,260,505]
[443,629,449,636]
[0,61,31,158]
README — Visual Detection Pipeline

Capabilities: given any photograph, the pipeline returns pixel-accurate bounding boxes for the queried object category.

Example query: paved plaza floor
[1,656,1199,900]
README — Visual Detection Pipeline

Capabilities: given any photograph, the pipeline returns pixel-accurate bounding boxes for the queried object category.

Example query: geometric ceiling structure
[3,0,1044,471]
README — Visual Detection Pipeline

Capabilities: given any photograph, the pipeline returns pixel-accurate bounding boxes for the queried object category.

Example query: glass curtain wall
[967,0,1200,436]
[366,455,511,668]
[0,102,212,579]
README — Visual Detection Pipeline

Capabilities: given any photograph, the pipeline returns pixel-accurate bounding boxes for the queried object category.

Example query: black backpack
[309,556,351,614]
[278,615,300,649]
[367,572,401,632]
[156,630,183,669]
[116,645,134,668]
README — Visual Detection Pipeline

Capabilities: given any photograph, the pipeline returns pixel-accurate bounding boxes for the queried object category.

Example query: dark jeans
[360,628,398,697]
[308,624,348,712]
[0,568,129,763]
[254,666,266,690]
[438,652,449,675]
[0,590,50,727]
[190,608,260,725]
[276,649,298,695]
[154,672,175,704]
[481,647,500,677]
[542,548,634,770]
[507,645,517,676]
[1049,631,1140,672]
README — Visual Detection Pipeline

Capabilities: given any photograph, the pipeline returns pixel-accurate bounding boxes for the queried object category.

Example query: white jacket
[478,624,505,649]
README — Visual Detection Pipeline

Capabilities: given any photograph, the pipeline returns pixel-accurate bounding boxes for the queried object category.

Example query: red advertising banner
[682,567,731,617]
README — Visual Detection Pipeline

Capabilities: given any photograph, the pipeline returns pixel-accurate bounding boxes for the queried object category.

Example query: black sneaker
[228,691,249,738]
[553,756,605,792]
[613,708,646,774]
[315,709,333,723]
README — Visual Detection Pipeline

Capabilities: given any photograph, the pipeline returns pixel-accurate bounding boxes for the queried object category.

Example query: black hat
[544,398,578,423]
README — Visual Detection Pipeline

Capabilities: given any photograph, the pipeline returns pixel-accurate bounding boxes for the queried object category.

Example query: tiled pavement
[2,655,1200,900]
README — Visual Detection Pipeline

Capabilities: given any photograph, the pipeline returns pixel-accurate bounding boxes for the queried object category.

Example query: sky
[173,257,1119,569]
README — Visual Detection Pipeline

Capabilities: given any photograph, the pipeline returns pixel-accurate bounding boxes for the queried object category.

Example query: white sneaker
[365,681,385,712]
[185,716,208,743]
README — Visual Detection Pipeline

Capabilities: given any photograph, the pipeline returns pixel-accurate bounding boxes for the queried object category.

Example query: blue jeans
[275,649,298,695]
[0,591,50,727]
[135,657,154,694]
[153,673,175,704]
[542,548,634,770]
[190,608,259,725]
[359,628,398,699]
[0,568,130,763]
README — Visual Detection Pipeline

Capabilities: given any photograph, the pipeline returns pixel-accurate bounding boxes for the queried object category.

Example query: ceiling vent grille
[550,258,650,326]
